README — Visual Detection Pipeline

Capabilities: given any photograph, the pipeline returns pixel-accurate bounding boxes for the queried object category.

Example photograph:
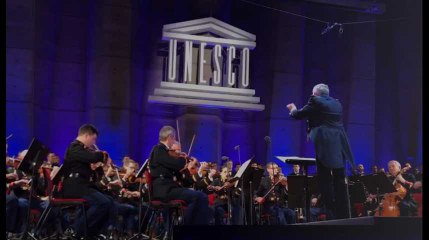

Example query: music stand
[18,138,50,240]
[130,159,150,240]
[245,163,264,225]
[287,175,319,208]
[276,156,316,222]
[228,157,254,225]
[359,173,396,216]
[32,165,63,238]
[348,180,367,204]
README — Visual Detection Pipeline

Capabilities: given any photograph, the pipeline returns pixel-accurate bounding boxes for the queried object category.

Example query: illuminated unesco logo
[148,17,265,111]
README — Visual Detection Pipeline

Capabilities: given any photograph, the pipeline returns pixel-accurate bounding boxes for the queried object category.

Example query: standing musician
[61,124,114,238]
[148,126,210,225]
[255,162,296,225]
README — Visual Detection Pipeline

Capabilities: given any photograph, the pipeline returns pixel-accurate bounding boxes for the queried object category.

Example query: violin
[167,149,191,161]
[89,144,109,163]
[272,173,288,187]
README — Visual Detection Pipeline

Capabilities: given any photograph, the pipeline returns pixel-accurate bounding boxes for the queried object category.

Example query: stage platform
[174,216,422,240]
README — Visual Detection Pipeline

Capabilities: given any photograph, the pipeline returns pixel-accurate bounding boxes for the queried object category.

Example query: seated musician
[289,164,302,176]
[171,141,199,189]
[6,149,50,237]
[385,160,417,216]
[195,163,216,194]
[148,125,210,225]
[218,162,243,225]
[371,164,379,174]
[254,162,296,225]
[61,124,114,238]
[208,166,236,225]
[6,144,21,237]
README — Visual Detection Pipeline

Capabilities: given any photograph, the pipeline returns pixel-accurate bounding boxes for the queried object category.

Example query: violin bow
[6,134,13,140]
[176,119,181,144]
[115,168,123,187]
[187,134,196,156]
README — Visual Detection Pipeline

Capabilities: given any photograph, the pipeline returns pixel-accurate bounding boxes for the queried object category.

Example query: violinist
[7,149,50,236]
[170,141,198,188]
[5,143,20,236]
[148,125,210,225]
[209,166,235,225]
[194,162,213,192]
[111,158,141,238]
[61,124,114,239]
[254,162,296,225]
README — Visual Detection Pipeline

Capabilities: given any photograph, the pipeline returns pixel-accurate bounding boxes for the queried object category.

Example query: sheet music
[137,159,149,177]
[233,158,252,188]
[50,165,62,180]
[276,156,316,163]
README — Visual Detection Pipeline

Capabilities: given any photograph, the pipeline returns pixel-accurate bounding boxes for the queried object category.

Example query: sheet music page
[233,158,252,188]
[137,159,149,176]
[276,156,315,163]
[50,165,62,180]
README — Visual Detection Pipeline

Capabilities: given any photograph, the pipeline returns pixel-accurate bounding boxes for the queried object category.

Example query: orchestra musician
[378,160,417,217]
[148,126,210,225]
[208,166,236,225]
[171,141,199,188]
[289,164,302,176]
[61,124,114,238]
[7,150,51,236]
[254,162,296,225]
[6,142,21,237]
[98,158,142,238]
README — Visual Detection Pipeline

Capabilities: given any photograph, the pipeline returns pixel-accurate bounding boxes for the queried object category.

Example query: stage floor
[173,216,422,240]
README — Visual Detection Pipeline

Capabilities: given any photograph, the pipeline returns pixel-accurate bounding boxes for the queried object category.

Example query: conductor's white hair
[312,83,330,96]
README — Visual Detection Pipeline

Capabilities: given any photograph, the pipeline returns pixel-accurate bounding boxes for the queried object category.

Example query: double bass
[375,166,410,217]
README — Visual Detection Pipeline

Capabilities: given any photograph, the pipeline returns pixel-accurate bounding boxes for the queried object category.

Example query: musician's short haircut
[159,126,176,141]
[78,124,99,136]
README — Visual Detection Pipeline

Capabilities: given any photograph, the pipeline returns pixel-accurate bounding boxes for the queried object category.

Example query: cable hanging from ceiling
[239,0,408,36]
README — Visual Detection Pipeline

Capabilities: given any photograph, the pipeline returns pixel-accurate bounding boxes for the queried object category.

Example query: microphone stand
[344,161,352,218]
[23,152,41,240]
[129,181,150,240]
[129,161,150,240]
[235,146,246,225]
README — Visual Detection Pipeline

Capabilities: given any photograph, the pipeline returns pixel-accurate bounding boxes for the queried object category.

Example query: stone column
[86,0,132,161]
[6,0,37,153]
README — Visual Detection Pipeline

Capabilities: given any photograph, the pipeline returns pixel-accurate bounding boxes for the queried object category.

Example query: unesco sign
[148,17,264,111]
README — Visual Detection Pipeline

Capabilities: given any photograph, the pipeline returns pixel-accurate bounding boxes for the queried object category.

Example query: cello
[375,166,410,217]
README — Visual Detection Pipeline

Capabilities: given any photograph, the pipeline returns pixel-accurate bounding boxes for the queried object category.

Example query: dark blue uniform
[149,143,210,225]
[290,95,355,219]
[61,140,113,237]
